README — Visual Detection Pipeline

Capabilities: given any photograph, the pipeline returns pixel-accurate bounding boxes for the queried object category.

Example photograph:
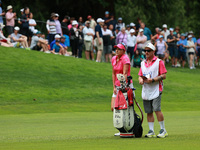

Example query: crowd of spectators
[0,2,199,69]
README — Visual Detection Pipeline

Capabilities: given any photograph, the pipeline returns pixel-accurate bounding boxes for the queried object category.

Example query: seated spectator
[30,30,49,53]
[83,21,94,60]
[154,35,168,62]
[116,27,127,44]
[0,23,13,47]
[177,33,187,68]
[127,29,137,61]
[51,39,65,55]
[46,13,57,44]
[10,26,29,48]
[132,49,144,68]
[115,17,125,31]
[60,36,72,56]
[50,34,61,50]
[136,28,147,54]
[5,5,16,36]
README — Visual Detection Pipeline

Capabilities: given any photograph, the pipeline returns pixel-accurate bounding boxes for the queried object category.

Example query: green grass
[0,47,200,149]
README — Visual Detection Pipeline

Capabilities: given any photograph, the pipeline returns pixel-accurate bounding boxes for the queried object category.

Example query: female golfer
[111,43,133,136]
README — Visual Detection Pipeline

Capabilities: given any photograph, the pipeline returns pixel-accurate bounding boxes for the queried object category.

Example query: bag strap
[134,97,144,124]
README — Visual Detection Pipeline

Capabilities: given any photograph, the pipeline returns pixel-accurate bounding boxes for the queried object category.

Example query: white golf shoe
[145,130,156,138]
[157,129,168,138]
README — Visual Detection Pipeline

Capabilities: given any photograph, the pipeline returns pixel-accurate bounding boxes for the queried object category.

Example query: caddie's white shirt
[141,58,160,100]
[102,29,113,36]
[83,27,94,41]
[127,34,136,47]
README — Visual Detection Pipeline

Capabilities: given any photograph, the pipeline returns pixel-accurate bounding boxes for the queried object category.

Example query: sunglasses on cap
[143,50,153,53]
[121,42,127,49]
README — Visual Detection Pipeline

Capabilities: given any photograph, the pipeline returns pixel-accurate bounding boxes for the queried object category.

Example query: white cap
[188,35,192,38]
[55,34,61,38]
[97,18,104,23]
[20,8,24,12]
[14,26,20,31]
[33,29,38,34]
[55,13,59,17]
[72,20,78,26]
[145,42,155,51]
[139,28,144,32]
[169,28,174,31]
[130,29,135,33]
[7,5,12,10]
[162,24,167,28]
[130,23,135,27]
[118,17,122,21]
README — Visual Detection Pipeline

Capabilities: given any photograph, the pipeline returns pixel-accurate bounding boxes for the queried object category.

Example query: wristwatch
[152,79,155,83]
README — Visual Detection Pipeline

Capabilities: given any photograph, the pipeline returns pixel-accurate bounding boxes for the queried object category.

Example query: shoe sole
[145,134,156,138]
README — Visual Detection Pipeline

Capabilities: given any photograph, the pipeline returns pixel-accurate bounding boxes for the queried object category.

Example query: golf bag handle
[134,98,144,124]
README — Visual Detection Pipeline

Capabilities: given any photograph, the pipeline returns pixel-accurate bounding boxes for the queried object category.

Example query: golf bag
[113,74,143,138]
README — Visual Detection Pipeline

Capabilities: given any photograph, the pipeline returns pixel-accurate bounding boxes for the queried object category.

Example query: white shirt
[127,34,136,47]
[102,29,113,36]
[162,29,170,41]
[29,19,36,32]
[126,30,130,35]
[83,26,94,41]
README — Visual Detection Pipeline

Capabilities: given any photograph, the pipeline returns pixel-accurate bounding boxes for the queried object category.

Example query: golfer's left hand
[143,78,153,84]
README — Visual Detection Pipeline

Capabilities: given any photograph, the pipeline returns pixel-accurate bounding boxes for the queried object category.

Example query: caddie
[138,42,168,138]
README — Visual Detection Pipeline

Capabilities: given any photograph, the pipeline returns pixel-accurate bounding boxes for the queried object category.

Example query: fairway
[0,47,200,150]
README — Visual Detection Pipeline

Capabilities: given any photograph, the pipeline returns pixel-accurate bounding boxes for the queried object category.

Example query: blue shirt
[52,44,61,53]
[143,27,152,41]
[0,7,3,23]
[50,40,56,50]
[177,39,187,52]
[95,24,103,38]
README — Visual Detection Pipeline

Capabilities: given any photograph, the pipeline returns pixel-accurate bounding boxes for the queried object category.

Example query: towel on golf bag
[127,88,133,106]
[114,90,127,110]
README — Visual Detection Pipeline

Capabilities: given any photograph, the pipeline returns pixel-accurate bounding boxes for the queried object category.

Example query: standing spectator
[61,16,70,36]
[196,34,200,66]
[109,24,116,55]
[125,25,131,35]
[10,26,29,48]
[167,28,179,67]
[174,26,180,38]
[95,18,104,62]
[130,23,136,31]
[115,17,125,31]
[136,29,147,54]
[103,11,110,25]
[46,13,57,44]
[0,1,5,24]
[54,13,62,35]
[19,7,30,38]
[154,35,168,61]
[116,27,127,45]
[102,24,113,62]
[127,29,137,60]
[68,17,75,30]
[70,20,79,57]
[177,33,187,68]
[136,18,142,31]
[140,22,152,41]
[107,14,117,31]
[152,28,163,42]
[186,35,197,69]
[78,25,84,58]
[78,16,84,26]
[87,15,96,32]
[161,24,170,41]
[83,21,94,60]
[28,12,36,46]
[5,5,16,36]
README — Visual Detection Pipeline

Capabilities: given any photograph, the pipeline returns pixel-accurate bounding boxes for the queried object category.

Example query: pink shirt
[138,56,167,91]
[112,54,132,86]
[6,12,15,26]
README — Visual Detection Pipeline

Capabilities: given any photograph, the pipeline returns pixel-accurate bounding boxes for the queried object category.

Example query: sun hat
[114,43,126,51]
[97,18,104,23]
[130,23,135,27]
[145,42,155,51]
[72,20,78,25]
[14,26,20,31]
[55,34,61,39]
[139,28,144,32]
[130,29,135,33]
[162,24,167,28]
[7,5,12,10]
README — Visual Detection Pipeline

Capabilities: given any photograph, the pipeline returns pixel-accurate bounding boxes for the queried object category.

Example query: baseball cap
[162,24,167,28]
[55,13,59,17]
[118,17,122,21]
[188,35,192,38]
[126,25,130,28]
[97,18,104,23]
[87,15,92,19]
[55,34,61,38]
[159,35,164,38]
[36,31,41,34]
[7,5,12,10]
[72,20,78,25]
[85,21,90,24]
[105,11,109,14]
[188,31,193,34]
[139,28,144,32]
[181,33,185,37]
[20,8,24,12]
[33,29,38,34]
[114,43,126,51]
[130,29,135,33]
[14,26,20,31]
[169,28,174,31]
[145,43,155,51]
[130,23,135,27]
[61,36,66,39]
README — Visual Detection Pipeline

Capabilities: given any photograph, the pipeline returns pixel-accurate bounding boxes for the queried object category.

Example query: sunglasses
[143,50,153,53]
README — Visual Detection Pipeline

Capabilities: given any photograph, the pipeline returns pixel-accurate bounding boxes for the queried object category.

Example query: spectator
[186,35,197,69]
[132,49,144,68]
[174,26,180,38]
[0,23,13,47]
[130,22,136,31]
[30,30,49,52]
[127,29,137,60]
[154,35,168,61]
[51,39,65,55]
[68,17,75,30]
[136,28,147,54]
[61,16,70,36]
[95,18,104,62]
[83,21,94,60]
[46,13,57,44]
[78,16,84,26]
[125,25,131,35]
[109,24,116,55]
[116,27,127,45]
[167,28,179,67]
[115,17,125,31]
[177,33,187,68]
[70,20,79,57]
[19,7,30,38]
[102,24,113,62]
[103,11,110,25]
[60,36,72,56]
[0,1,5,24]
[28,12,36,46]
[107,14,117,31]
[161,24,170,41]
[140,22,152,41]
[152,27,163,42]
[54,13,62,35]
[136,17,142,31]
[87,15,96,32]
[10,26,29,48]
[5,5,16,36]
[196,34,200,66]
[78,25,84,58]
[50,34,61,50]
